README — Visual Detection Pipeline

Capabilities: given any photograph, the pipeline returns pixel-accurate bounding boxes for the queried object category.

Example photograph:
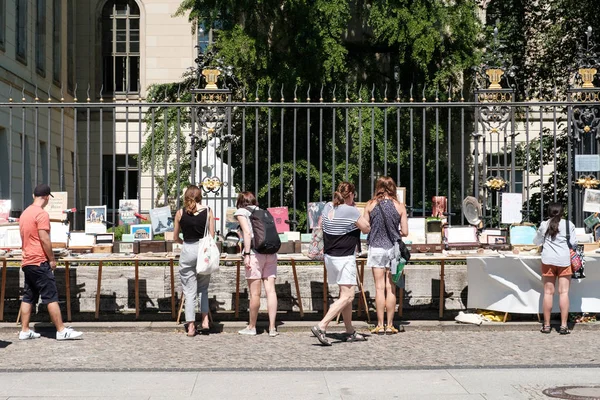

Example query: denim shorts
[367,247,396,269]
[22,262,60,304]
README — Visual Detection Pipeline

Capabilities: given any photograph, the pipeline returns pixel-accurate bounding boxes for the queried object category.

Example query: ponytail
[332,191,345,207]
[546,202,564,239]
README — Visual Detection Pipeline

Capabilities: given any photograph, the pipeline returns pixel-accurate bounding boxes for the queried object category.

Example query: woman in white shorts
[363,176,408,334]
[311,182,370,346]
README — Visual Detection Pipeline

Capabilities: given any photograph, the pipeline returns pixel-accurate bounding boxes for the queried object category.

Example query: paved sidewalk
[1,325,600,371]
[1,368,600,399]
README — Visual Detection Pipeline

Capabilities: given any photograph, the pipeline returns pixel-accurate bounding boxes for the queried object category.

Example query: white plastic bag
[196,210,220,275]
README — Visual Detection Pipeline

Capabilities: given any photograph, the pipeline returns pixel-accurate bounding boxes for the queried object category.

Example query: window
[35,0,46,75]
[102,155,138,209]
[102,0,140,94]
[67,0,74,92]
[0,0,6,51]
[16,0,27,63]
[52,0,61,83]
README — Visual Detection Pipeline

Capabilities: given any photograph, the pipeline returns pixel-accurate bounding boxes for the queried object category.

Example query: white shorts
[367,247,395,269]
[324,254,357,285]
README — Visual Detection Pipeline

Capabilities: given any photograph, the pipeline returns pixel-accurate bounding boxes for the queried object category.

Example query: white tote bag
[195,209,220,275]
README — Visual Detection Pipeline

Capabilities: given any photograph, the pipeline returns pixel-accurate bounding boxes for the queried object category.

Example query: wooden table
[232,254,305,318]
[60,255,177,321]
[0,253,468,322]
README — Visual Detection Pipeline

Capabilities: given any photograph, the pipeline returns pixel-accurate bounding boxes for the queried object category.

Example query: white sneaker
[238,327,257,336]
[269,329,279,337]
[56,327,83,340]
[19,330,41,340]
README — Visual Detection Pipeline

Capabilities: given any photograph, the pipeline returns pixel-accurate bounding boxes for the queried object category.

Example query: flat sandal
[540,325,551,334]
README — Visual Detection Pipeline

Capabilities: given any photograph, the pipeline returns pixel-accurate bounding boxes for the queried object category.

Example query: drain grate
[543,386,600,399]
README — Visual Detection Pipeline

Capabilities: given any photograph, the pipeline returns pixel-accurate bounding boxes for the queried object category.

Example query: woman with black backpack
[235,191,279,337]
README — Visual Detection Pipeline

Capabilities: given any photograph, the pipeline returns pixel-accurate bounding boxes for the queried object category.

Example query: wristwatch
[243,251,251,256]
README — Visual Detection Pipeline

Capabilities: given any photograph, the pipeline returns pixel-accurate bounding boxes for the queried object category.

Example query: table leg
[95,261,103,320]
[323,262,328,315]
[170,259,176,320]
[439,259,445,319]
[0,260,6,321]
[235,260,240,319]
[65,261,71,322]
[135,259,140,319]
[357,260,366,317]
[291,259,304,318]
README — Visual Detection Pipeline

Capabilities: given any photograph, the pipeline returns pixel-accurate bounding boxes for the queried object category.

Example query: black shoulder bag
[376,201,411,263]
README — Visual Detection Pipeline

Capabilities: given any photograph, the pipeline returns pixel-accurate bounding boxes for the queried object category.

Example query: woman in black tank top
[173,185,215,336]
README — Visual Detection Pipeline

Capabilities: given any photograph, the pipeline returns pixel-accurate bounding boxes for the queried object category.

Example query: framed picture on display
[130,224,152,241]
[85,206,107,234]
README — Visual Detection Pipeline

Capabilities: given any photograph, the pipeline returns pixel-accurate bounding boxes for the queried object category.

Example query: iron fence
[0,92,599,233]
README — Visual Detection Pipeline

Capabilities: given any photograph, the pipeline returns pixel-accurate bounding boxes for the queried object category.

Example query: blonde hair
[332,182,355,207]
[372,176,397,201]
[184,185,202,214]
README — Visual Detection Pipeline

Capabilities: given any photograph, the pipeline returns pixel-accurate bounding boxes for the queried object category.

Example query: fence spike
[319,84,324,102]
[22,87,26,102]
[410,84,414,102]
[87,84,91,102]
[294,85,298,102]
[73,83,78,102]
[358,85,363,102]
[255,86,259,102]
[448,83,452,102]
[177,84,181,101]
[8,84,13,102]
[460,86,464,102]
[35,85,39,102]
[422,83,427,102]
[48,84,52,102]
[99,84,104,102]
[525,84,530,101]
[345,85,349,102]
[268,84,272,102]
[332,84,337,102]
[396,85,401,102]
[60,85,64,102]
[384,83,388,102]
[242,87,247,102]
[164,88,168,102]
[435,84,439,102]
[306,83,311,102]
[280,84,285,102]
[371,83,375,102]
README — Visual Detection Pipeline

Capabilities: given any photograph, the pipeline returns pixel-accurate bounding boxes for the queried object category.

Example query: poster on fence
[267,207,290,233]
[119,199,139,225]
[45,192,68,220]
[501,193,523,224]
[149,206,174,234]
[307,202,326,229]
[85,206,107,234]
[583,189,600,213]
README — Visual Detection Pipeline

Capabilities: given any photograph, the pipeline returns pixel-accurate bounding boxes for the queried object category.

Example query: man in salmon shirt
[18,184,83,340]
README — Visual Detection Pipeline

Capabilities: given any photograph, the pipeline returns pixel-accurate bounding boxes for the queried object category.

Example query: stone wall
[0,262,468,319]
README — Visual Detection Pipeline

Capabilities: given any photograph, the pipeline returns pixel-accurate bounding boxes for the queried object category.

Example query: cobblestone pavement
[1,328,599,371]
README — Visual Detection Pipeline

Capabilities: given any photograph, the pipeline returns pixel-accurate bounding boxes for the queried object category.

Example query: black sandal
[540,325,551,334]
[311,326,331,346]
[559,326,571,335]
[345,331,367,342]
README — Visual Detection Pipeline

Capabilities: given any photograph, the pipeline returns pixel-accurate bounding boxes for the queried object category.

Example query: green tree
[142,1,484,227]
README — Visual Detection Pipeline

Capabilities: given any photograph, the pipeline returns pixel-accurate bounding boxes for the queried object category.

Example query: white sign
[501,192,523,224]
[575,155,600,172]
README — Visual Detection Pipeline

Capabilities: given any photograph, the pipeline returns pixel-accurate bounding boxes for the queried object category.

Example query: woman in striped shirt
[311,182,370,346]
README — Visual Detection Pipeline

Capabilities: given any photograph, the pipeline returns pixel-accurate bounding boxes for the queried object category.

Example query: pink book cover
[0,200,11,224]
[267,207,290,233]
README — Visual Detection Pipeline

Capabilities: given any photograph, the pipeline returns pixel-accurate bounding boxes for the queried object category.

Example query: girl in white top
[533,202,577,335]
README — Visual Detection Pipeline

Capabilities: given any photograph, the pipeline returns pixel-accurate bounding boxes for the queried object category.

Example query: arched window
[102,0,140,93]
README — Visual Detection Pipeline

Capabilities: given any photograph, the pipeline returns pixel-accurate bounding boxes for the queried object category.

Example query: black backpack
[246,207,281,254]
